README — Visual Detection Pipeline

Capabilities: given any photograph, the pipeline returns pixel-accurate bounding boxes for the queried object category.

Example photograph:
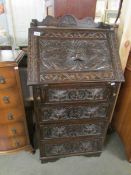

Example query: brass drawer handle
[3,96,10,103]
[7,113,14,120]
[13,138,20,147]
[0,76,5,84]
[12,128,17,134]
[15,141,20,147]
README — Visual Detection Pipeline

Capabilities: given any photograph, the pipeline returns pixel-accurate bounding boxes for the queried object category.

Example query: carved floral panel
[41,123,104,139]
[39,39,112,73]
[40,104,108,121]
[48,87,110,102]
[44,139,101,156]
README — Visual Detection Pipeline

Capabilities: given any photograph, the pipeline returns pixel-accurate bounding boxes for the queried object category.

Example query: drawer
[40,122,105,139]
[34,84,112,104]
[0,107,25,124]
[0,67,16,90]
[40,138,103,157]
[0,136,27,151]
[0,122,26,138]
[0,87,21,108]
[38,103,109,123]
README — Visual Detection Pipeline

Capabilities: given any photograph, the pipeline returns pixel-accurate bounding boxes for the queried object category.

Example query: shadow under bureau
[27,15,124,163]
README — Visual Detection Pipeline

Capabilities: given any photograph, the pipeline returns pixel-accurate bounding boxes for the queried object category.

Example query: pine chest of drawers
[28,15,124,163]
[0,50,31,154]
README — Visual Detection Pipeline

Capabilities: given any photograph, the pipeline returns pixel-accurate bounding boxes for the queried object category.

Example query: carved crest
[31,15,99,28]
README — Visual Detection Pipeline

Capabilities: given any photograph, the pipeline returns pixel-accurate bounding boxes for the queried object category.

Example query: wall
[5,0,45,46]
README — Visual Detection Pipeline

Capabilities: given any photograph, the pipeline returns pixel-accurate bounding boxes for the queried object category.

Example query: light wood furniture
[0,50,32,154]
[18,51,34,148]
[45,0,97,19]
[28,15,124,163]
[112,52,131,162]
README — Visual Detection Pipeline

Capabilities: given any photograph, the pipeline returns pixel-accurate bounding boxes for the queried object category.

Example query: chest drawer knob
[3,96,10,103]
[0,76,5,84]
[13,138,20,147]
[7,113,14,120]
[12,128,17,134]
[15,141,20,147]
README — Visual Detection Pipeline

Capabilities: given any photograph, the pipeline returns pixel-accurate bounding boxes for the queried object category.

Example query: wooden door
[45,0,97,19]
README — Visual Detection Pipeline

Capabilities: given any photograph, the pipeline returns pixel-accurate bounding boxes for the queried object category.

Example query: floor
[0,133,131,175]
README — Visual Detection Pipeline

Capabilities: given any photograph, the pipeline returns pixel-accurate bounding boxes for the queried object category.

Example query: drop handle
[13,138,20,147]
[12,128,17,134]
[15,142,20,147]
[3,96,10,103]
[7,113,14,120]
[0,76,5,84]
[14,140,20,147]
[72,54,84,62]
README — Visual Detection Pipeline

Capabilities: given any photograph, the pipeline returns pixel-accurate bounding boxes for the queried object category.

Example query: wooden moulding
[0,145,33,155]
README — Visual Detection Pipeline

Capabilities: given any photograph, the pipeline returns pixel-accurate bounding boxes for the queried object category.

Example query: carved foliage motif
[42,123,104,139]
[41,104,108,121]
[40,71,114,82]
[28,32,39,84]
[48,87,109,102]
[44,139,101,156]
[40,31,107,39]
[31,15,100,28]
[36,29,114,83]
[39,39,112,72]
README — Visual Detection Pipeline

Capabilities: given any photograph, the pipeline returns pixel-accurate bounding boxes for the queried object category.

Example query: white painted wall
[5,0,45,47]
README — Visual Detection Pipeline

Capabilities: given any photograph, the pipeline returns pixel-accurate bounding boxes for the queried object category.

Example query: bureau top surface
[27,15,124,85]
[0,50,24,67]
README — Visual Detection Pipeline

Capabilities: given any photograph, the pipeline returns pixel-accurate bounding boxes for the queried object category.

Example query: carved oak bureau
[28,15,124,163]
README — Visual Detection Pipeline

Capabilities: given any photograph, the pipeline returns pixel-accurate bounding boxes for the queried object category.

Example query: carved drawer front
[39,104,108,122]
[0,107,24,124]
[0,87,21,108]
[41,139,103,157]
[0,122,26,138]
[47,86,111,103]
[0,136,28,151]
[0,67,16,90]
[40,122,104,139]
